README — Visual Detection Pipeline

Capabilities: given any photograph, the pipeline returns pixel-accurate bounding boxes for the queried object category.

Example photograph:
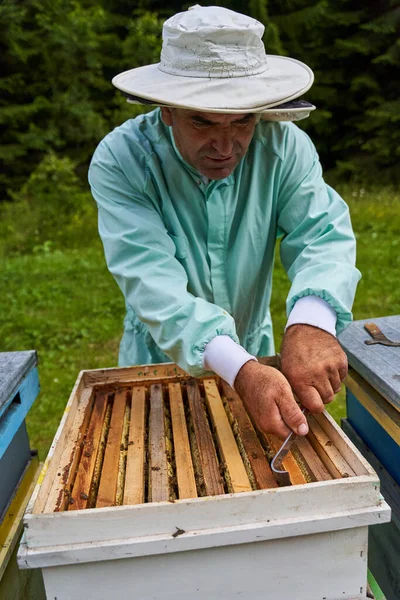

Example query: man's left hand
[280,324,348,414]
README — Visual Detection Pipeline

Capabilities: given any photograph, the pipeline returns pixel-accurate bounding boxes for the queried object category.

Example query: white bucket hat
[112,5,315,121]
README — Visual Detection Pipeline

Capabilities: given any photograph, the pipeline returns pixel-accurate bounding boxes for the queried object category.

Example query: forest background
[0,0,399,458]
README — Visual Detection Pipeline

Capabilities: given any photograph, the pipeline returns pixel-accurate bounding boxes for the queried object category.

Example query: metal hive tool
[271,407,308,486]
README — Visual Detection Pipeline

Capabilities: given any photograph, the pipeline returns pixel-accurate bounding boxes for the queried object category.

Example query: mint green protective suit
[89,109,360,375]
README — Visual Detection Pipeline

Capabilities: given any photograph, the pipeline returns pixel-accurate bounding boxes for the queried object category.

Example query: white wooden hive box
[18,359,391,600]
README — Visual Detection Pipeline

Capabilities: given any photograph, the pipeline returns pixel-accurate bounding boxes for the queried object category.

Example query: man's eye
[192,121,210,129]
[236,120,253,127]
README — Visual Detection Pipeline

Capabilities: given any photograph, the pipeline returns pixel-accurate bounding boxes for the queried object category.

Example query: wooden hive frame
[30,357,375,516]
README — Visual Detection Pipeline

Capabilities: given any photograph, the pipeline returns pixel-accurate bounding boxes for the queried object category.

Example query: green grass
[0,184,399,459]
[0,244,124,456]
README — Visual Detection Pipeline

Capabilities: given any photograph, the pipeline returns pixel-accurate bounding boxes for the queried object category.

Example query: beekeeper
[89,5,360,439]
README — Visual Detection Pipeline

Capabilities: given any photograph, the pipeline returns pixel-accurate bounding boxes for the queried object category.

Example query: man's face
[161,108,259,180]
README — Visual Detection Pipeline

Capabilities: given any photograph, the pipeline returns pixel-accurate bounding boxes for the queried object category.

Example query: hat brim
[112,55,313,114]
[124,94,316,121]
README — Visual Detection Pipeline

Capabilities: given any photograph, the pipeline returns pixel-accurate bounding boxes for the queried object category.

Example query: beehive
[339,316,400,599]
[19,359,391,600]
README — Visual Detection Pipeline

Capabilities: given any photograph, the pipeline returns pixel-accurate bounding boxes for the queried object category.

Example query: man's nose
[212,129,234,156]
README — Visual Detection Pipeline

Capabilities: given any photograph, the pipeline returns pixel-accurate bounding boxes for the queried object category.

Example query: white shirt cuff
[203,335,257,388]
[286,296,337,337]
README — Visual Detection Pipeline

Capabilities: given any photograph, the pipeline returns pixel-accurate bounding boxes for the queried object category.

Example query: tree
[0,0,116,200]
[272,0,400,181]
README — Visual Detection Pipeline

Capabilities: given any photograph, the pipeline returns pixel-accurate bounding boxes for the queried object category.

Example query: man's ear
[160,107,174,126]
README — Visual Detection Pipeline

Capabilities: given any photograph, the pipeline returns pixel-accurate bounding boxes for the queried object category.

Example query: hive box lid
[0,351,37,418]
[339,316,400,412]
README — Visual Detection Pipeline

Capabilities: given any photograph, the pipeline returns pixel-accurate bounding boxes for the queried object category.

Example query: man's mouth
[205,156,233,163]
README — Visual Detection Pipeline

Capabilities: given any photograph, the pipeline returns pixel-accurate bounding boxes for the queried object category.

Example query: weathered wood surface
[203,379,252,494]
[342,418,400,600]
[148,384,169,503]
[293,436,333,482]
[32,362,378,516]
[0,423,31,519]
[96,390,127,508]
[346,369,400,445]
[307,414,356,478]
[82,363,188,388]
[219,380,278,489]
[339,315,400,412]
[43,385,94,513]
[342,419,399,526]
[0,350,37,416]
[0,455,40,583]
[69,390,109,510]
[347,389,400,485]
[168,382,197,500]
[24,526,373,600]
[0,366,40,464]
[313,411,370,476]
[124,386,146,505]
[186,379,224,496]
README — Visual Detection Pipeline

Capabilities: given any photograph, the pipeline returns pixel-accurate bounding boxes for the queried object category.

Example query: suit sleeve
[276,125,361,334]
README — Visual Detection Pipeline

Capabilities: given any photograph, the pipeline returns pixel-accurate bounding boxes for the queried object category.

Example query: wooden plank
[203,379,252,494]
[339,316,400,412]
[220,380,278,489]
[186,379,225,496]
[342,419,400,527]
[345,369,400,445]
[347,389,400,484]
[0,456,41,583]
[342,418,400,600]
[263,433,308,485]
[0,350,37,416]
[307,414,356,479]
[68,390,109,511]
[123,386,146,505]
[168,383,197,500]
[313,411,370,476]
[83,363,188,388]
[0,368,40,464]
[148,384,169,503]
[43,385,94,513]
[293,436,333,482]
[96,389,127,508]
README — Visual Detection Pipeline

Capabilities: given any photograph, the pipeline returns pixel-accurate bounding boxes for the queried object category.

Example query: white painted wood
[23,476,383,549]
[37,527,370,600]
[18,502,390,569]
[18,362,392,600]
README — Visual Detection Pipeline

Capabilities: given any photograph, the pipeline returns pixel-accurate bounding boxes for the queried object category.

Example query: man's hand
[234,361,309,439]
[280,324,348,414]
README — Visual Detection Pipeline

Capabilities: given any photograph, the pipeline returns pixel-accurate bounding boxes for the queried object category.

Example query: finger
[276,392,309,436]
[265,405,292,440]
[338,364,348,381]
[317,380,336,405]
[330,373,342,395]
[295,386,325,414]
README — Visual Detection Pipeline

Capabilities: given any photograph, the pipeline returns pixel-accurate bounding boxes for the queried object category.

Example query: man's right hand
[234,361,309,439]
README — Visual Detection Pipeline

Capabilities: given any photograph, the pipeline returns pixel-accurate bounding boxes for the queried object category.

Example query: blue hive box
[0,350,45,598]
[340,315,400,600]
[0,351,40,518]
